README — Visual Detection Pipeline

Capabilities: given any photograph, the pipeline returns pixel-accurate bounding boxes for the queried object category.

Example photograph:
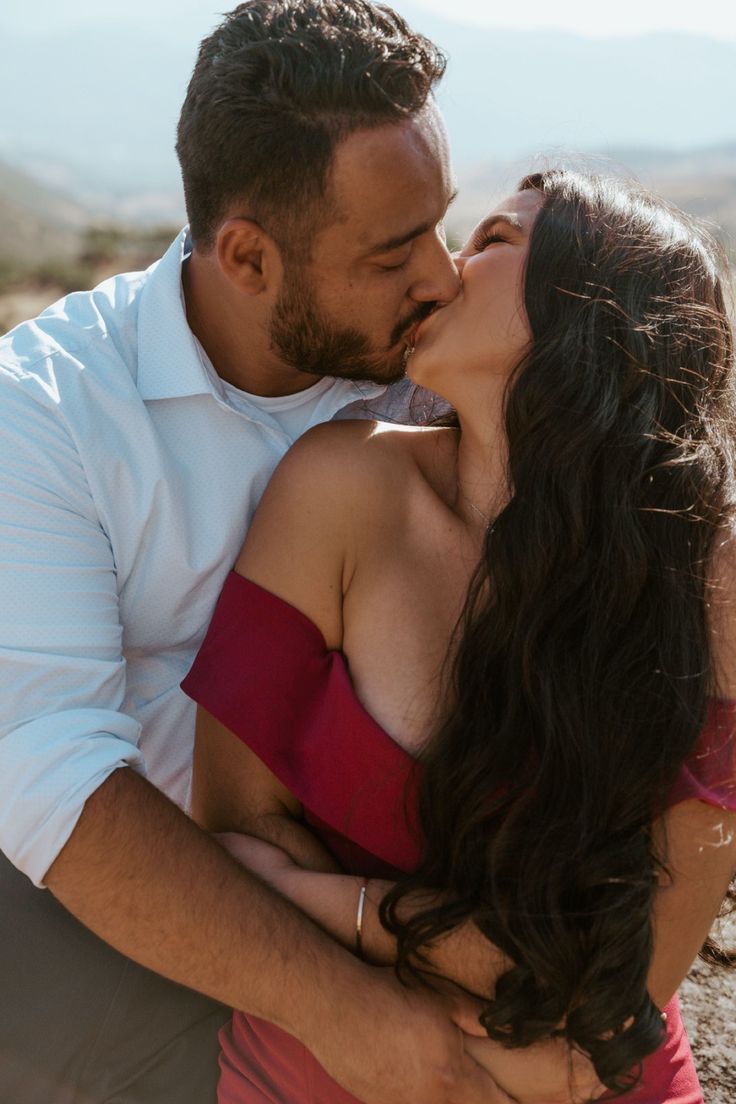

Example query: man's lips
[405,321,421,349]
[406,306,441,349]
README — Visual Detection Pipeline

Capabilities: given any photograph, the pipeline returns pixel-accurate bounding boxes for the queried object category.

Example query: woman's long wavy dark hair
[381,170,736,1094]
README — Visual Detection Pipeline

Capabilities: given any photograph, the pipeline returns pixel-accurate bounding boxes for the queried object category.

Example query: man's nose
[409,238,461,304]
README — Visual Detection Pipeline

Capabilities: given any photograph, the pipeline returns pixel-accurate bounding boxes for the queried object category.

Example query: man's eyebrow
[367,189,459,255]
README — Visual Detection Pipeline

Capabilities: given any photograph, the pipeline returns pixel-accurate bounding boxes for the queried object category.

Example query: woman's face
[407,188,542,403]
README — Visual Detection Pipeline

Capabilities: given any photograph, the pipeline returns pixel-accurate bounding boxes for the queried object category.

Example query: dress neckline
[229,570,420,762]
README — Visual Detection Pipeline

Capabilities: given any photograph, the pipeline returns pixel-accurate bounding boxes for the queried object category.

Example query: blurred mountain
[1,4,736,207]
[0,19,189,217]
[408,10,736,167]
[448,145,736,257]
[1,2,735,265]
[0,160,90,262]
[2,141,735,274]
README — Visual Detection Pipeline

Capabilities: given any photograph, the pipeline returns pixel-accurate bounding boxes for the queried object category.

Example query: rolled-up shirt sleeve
[0,375,146,887]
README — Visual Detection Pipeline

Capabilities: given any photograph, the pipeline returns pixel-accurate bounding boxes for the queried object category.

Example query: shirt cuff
[0,708,146,886]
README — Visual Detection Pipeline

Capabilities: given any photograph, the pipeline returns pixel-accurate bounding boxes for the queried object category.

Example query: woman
[182,170,736,1103]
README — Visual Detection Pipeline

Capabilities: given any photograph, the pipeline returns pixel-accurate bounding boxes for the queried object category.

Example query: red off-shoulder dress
[182,572,736,1104]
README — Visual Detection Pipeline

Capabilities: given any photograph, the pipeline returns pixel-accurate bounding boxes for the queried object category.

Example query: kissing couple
[1,2,735,1103]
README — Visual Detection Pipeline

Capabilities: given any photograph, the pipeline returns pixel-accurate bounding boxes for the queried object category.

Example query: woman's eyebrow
[480,213,523,234]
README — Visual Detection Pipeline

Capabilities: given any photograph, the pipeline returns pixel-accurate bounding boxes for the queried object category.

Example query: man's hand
[214,830,516,1102]
[300,964,517,1104]
[46,771,513,1104]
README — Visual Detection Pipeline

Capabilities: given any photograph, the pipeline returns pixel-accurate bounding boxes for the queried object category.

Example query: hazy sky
[2,0,736,40]
[411,0,736,39]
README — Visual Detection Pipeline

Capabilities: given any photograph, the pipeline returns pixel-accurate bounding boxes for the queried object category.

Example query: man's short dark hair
[176,0,446,258]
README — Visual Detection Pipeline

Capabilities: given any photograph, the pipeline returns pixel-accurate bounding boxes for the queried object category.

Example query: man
[0,2,511,1102]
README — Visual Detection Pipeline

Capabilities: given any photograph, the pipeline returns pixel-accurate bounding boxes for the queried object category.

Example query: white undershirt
[196,338,362,443]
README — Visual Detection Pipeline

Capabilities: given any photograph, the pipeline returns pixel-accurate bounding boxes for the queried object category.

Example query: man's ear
[215,218,283,296]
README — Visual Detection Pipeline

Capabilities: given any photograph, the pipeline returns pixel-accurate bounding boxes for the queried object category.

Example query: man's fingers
[419,972,488,1038]
[461,1052,518,1103]
[445,992,487,1038]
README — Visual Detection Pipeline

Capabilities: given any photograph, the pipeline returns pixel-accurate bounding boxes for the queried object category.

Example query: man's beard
[269,269,432,386]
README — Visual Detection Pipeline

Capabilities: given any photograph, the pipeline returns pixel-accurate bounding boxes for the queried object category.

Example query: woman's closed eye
[472,231,506,253]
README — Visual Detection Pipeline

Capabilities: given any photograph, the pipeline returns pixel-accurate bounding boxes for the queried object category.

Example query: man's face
[269,105,460,385]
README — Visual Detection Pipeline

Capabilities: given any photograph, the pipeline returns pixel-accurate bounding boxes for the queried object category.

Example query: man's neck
[182,251,323,398]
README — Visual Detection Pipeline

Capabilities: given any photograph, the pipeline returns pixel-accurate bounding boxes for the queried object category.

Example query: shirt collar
[137,229,213,401]
[135,228,387,412]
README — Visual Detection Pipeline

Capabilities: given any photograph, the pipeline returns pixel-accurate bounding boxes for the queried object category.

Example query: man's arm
[46,766,516,1104]
[0,375,509,1104]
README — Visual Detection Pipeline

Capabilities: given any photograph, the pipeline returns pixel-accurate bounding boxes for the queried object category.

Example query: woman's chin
[406,348,434,388]
[406,348,452,401]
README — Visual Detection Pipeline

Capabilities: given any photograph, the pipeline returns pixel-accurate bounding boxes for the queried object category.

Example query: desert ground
[680,914,736,1102]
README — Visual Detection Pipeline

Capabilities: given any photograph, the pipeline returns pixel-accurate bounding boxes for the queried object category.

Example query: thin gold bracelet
[355,879,369,958]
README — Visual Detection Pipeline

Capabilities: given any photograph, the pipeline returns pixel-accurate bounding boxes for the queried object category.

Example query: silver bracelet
[355,879,368,958]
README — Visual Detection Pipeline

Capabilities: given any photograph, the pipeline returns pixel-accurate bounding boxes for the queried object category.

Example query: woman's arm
[649,797,736,1008]
[194,704,509,990]
[193,420,509,988]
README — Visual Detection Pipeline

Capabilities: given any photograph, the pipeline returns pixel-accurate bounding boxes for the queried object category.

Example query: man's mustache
[389,304,437,348]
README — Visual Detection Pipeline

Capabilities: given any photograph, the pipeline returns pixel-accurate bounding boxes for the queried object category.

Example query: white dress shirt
[0,230,426,887]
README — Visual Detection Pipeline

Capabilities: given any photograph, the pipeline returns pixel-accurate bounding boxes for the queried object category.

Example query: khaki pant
[0,851,230,1103]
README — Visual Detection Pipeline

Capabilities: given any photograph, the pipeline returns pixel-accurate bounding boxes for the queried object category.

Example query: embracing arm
[0,382,507,1104]
[194,704,505,990]
[193,423,736,1104]
[48,766,514,1104]
[191,418,510,997]
[197,711,736,1104]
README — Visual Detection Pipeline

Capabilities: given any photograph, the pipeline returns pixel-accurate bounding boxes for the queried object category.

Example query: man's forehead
[322,110,454,253]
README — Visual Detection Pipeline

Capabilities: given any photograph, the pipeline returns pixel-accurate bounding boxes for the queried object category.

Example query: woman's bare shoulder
[286,417,446,464]
[274,418,452,504]
[234,421,451,647]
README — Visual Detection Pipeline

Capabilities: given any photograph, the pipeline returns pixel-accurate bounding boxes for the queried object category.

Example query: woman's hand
[464,1033,605,1104]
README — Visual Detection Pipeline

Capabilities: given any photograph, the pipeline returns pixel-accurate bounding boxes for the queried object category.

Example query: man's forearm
[44,769,516,1104]
[285,868,506,992]
[44,767,363,1032]
[216,836,599,1103]
[218,831,509,996]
